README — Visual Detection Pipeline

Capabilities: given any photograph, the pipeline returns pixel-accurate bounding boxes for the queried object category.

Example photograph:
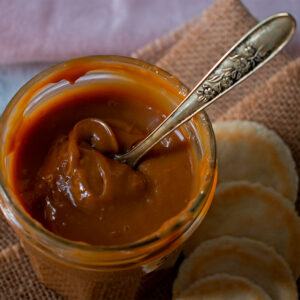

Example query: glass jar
[0,56,217,299]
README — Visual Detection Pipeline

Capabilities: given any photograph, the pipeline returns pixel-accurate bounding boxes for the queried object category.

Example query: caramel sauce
[9,59,199,246]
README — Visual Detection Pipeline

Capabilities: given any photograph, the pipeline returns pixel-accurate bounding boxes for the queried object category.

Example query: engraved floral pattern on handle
[196,45,268,103]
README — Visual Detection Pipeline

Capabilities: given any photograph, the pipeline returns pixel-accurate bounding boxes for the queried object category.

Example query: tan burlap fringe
[0,0,299,299]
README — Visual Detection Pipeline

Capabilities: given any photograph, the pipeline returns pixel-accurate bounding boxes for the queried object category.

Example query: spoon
[114,13,296,167]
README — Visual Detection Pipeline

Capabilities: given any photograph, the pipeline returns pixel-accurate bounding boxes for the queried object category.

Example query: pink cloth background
[0,0,299,63]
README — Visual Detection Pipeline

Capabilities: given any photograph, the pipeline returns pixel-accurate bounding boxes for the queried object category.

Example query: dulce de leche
[0,57,217,299]
[9,59,201,246]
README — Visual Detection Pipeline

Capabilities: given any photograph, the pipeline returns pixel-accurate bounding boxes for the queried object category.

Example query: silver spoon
[114,13,296,167]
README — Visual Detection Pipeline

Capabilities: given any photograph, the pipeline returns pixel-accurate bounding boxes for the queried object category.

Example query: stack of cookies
[173,121,300,300]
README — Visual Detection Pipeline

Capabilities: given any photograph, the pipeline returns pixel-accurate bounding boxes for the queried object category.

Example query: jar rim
[0,55,216,265]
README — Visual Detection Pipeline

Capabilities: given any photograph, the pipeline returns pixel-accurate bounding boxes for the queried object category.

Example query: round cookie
[183,182,300,278]
[213,121,298,202]
[174,236,297,300]
[175,273,271,300]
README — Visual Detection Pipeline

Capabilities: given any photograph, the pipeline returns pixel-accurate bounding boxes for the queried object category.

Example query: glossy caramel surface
[11,79,198,246]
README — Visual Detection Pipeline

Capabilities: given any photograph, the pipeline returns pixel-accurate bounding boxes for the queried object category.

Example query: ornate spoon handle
[116,13,296,167]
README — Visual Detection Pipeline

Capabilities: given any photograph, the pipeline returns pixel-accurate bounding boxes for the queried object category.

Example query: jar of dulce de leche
[0,56,217,299]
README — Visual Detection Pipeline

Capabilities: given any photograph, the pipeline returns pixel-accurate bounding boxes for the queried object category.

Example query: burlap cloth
[0,0,299,299]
